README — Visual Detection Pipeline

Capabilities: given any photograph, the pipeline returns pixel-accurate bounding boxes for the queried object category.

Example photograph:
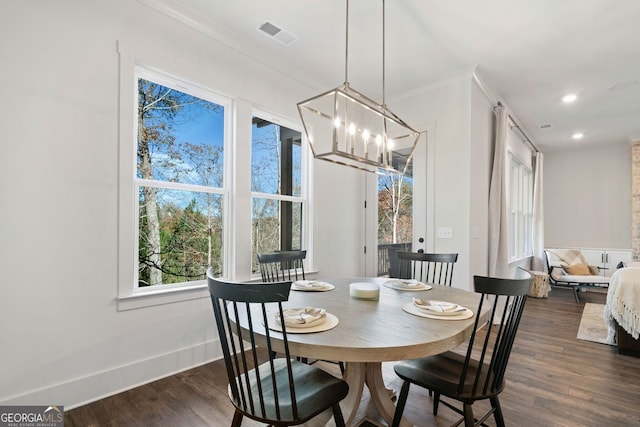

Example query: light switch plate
[437,227,453,239]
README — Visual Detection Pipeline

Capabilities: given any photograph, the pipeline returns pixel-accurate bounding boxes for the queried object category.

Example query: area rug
[577,303,614,345]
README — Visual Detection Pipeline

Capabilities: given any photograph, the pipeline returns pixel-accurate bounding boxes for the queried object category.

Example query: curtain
[532,152,545,271]
[488,105,509,278]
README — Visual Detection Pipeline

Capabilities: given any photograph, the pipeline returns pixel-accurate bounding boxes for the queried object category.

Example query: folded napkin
[412,298,465,314]
[293,280,327,289]
[276,307,327,328]
[390,279,423,289]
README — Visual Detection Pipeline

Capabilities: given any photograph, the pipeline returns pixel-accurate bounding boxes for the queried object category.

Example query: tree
[137,78,223,286]
[378,174,413,244]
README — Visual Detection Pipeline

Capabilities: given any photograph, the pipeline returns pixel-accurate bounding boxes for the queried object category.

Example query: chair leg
[573,287,580,303]
[462,403,475,427]
[332,403,346,427]
[339,361,345,374]
[490,396,505,427]
[231,409,243,427]
[391,381,411,427]
[433,391,440,415]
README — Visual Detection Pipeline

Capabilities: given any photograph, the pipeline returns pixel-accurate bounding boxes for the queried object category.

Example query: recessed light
[572,132,584,140]
[562,94,578,103]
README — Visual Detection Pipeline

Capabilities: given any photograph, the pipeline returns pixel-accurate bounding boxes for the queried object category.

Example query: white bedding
[604,267,640,343]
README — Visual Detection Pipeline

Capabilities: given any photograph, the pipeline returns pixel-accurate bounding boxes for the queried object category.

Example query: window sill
[117,282,209,311]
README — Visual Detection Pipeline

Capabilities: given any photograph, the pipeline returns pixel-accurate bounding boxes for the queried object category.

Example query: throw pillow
[564,263,592,275]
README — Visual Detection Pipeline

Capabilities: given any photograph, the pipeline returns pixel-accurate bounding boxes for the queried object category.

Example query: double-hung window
[250,114,306,274]
[120,65,230,306]
[508,153,533,260]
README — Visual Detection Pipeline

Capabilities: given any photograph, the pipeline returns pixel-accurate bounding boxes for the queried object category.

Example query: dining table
[238,276,485,427]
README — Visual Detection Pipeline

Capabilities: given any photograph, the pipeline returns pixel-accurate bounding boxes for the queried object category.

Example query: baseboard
[0,340,222,410]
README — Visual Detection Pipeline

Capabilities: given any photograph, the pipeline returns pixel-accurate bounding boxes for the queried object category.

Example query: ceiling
[142,0,640,152]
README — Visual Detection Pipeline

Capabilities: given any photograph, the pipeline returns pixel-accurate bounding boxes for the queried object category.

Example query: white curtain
[532,152,545,271]
[488,105,509,278]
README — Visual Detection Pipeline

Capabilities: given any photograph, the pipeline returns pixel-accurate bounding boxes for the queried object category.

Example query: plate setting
[291,280,335,292]
[267,307,339,334]
[383,279,432,291]
[403,299,473,321]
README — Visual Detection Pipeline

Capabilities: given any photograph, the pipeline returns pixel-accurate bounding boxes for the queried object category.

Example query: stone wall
[632,142,640,260]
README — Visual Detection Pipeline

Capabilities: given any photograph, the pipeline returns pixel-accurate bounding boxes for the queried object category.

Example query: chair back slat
[394,251,458,286]
[258,250,307,282]
[208,272,300,421]
[456,268,532,397]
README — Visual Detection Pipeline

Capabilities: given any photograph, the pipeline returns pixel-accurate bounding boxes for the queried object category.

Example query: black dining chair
[206,269,349,427]
[394,251,458,286]
[257,249,344,373]
[257,250,307,282]
[391,268,532,427]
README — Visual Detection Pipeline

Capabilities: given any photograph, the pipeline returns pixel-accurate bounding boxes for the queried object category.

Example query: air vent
[258,21,296,46]
[538,123,552,131]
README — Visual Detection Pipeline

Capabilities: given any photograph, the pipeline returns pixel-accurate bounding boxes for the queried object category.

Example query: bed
[604,266,640,356]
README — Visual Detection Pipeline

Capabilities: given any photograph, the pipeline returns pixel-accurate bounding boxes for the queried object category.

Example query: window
[250,115,305,274]
[508,153,533,260]
[118,45,311,308]
[134,68,228,289]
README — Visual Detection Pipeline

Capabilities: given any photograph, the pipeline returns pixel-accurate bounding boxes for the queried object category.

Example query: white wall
[0,0,363,408]
[392,73,496,290]
[544,144,631,249]
[469,81,494,281]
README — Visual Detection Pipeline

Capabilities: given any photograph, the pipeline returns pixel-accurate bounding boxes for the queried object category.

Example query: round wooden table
[262,277,484,427]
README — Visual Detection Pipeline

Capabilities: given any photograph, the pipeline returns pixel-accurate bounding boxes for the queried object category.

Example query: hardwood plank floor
[65,287,640,426]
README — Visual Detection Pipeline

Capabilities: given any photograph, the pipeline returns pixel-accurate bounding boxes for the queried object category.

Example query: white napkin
[293,280,327,289]
[276,307,327,328]
[389,279,423,289]
[412,298,465,314]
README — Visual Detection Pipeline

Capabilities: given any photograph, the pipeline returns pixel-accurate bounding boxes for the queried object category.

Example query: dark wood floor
[65,287,640,426]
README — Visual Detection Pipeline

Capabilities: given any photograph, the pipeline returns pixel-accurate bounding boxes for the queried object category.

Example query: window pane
[377,174,413,245]
[137,78,225,187]
[251,198,303,274]
[138,187,223,287]
[136,76,226,289]
[251,117,301,196]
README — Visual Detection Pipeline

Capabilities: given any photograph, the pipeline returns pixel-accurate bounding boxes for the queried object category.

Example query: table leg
[336,362,411,427]
[341,362,366,426]
[364,362,411,427]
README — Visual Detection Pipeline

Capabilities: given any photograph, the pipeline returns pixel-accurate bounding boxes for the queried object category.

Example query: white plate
[412,299,466,316]
[267,312,339,334]
[291,280,335,291]
[402,302,473,321]
[383,280,432,291]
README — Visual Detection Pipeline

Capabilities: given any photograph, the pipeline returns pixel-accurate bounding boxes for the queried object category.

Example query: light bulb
[349,122,356,135]
[376,135,382,145]
[334,117,341,128]
[362,129,370,141]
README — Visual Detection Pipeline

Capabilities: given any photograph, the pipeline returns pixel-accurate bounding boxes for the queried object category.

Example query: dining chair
[206,269,349,427]
[394,251,458,286]
[391,268,532,427]
[258,249,345,373]
[257,250,307,282]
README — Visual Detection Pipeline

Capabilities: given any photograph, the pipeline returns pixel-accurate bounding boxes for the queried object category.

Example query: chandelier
[297,0,419,175]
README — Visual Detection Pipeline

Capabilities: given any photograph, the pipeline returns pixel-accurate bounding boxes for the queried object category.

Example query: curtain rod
[496,101,540,153]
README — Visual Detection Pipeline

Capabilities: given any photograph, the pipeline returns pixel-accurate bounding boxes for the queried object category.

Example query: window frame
[507,152,533,262]
[250,109,311,277]
[117,44,232,310]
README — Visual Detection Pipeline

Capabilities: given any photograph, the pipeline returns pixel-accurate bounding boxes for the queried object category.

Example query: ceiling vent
[258,21,296,46]
[538,123,552,131]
